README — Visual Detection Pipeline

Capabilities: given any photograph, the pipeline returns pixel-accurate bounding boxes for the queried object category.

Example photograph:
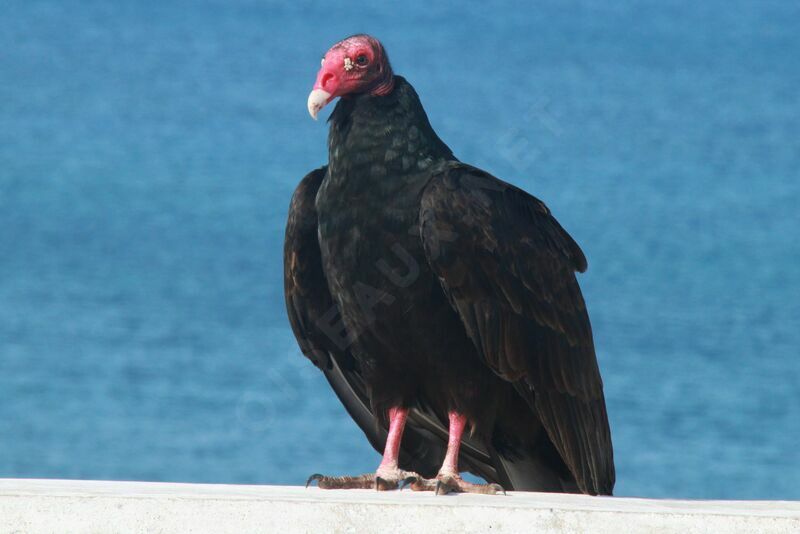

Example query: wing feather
[419,163,615,495]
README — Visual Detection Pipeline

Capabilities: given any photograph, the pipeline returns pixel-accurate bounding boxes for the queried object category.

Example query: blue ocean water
[1,0,798,500]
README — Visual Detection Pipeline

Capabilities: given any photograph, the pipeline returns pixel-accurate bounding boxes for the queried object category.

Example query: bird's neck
[368,70,395,96]
[326,77,454,190]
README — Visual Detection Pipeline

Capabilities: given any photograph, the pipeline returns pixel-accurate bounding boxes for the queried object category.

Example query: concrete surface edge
[1,479,799,533]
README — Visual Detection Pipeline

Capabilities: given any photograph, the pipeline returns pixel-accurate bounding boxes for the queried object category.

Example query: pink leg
[439,411,467,475]
[377,406,408,473]
[307,406,418,491]
[406,411,504,495]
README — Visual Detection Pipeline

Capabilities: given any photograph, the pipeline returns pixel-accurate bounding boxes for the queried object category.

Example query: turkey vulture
[285,34,614,495]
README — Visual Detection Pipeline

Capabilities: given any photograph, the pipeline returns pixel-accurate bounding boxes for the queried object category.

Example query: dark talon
[491,483,506,495]
[434,479,452,496]
[306,474,323,488]
[399,475,417,491]
[375,476,393,491]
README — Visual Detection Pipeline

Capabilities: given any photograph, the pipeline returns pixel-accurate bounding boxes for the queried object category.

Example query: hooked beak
[308,59,342,120]
[307,89,332,120]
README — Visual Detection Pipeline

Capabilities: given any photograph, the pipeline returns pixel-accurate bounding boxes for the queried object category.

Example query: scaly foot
[306,467,420,491]
[400,472,505,495]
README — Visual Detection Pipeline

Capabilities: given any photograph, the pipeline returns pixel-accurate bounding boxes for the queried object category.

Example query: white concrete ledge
[1,478,799,533]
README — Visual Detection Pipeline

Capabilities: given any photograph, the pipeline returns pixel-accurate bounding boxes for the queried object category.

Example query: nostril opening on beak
[321,72,335,91]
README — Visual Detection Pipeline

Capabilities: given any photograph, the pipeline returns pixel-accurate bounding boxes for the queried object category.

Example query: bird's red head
[307,34,395,119]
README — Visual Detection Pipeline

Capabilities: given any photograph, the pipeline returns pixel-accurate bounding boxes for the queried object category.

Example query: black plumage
[285,41,614,495]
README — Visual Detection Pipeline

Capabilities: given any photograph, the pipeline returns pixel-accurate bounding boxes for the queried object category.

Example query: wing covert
[419,163,615,495]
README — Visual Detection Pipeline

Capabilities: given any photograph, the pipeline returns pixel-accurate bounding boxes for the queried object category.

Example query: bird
[285,34,614,495]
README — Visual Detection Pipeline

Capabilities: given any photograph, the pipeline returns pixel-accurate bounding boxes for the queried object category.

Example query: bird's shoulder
[419,163,587,274]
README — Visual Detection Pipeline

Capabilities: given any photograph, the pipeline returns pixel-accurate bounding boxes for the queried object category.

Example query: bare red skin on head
[313,34,395,101]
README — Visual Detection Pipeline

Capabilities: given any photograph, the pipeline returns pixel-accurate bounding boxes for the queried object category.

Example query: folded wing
[419,163,615,495]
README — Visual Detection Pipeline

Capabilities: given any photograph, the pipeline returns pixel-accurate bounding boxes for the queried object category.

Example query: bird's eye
[355,54,369,66]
